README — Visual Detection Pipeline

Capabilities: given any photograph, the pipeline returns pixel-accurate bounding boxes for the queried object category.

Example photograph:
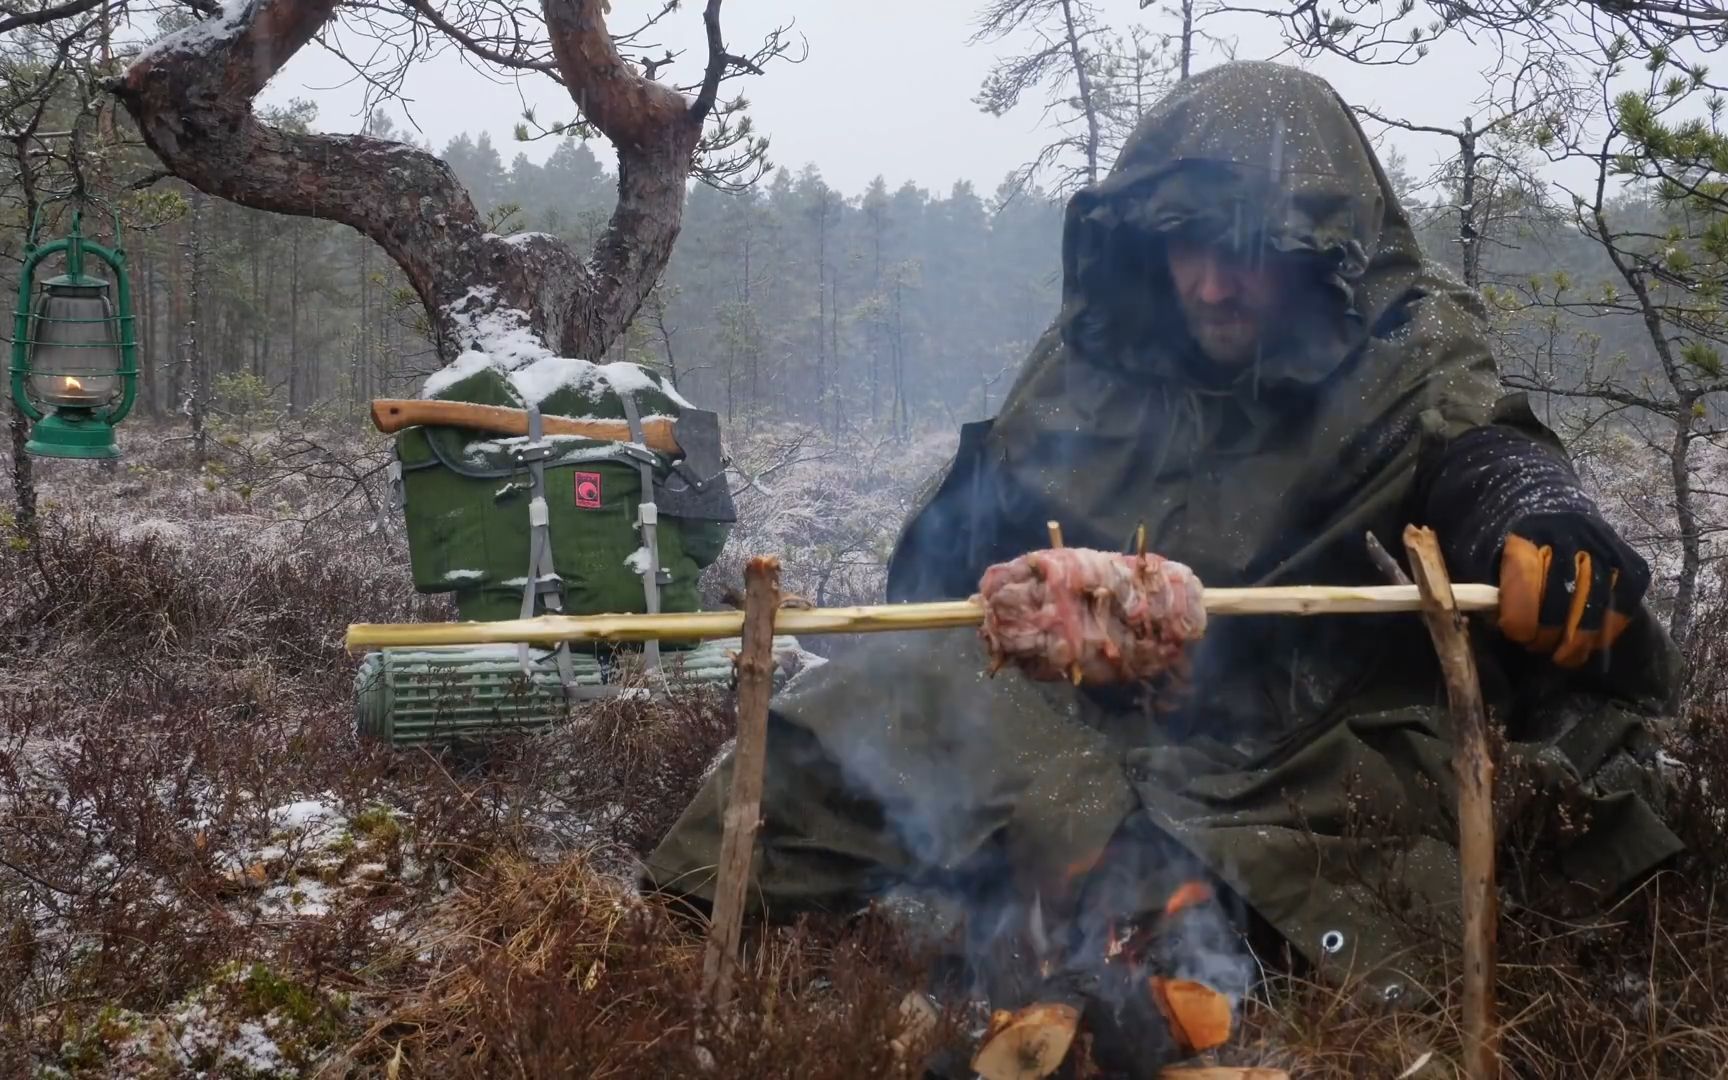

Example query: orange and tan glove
[1416,424,1650,669]
[1497,511,1650,668]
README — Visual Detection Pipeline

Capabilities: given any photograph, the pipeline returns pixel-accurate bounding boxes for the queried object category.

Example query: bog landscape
[3,0,1728,1077]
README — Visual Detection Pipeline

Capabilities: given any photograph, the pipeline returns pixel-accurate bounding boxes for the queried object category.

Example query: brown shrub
[0,511,446,704]
[367,854,961,1080]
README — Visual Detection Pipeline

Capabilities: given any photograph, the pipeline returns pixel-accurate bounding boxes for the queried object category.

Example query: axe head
[659,408,737,523]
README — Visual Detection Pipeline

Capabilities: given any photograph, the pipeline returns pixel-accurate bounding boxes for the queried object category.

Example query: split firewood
[971,1002,1081,1080]
[1150,977,1233,1055]
[888,991,940,1060]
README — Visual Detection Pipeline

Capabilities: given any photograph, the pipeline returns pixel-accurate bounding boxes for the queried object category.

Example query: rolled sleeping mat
[354,636,821,746]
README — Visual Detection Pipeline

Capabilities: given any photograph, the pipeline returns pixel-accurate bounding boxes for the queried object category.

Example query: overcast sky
[250,0,1531,199]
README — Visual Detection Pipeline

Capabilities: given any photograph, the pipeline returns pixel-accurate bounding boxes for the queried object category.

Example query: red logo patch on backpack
[574,472,602,509]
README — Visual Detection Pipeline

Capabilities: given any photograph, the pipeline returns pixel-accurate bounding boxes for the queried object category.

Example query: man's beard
[1185,307,1261,368]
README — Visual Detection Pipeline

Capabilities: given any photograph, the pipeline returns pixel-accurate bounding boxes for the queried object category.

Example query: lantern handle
[65,210,83,281]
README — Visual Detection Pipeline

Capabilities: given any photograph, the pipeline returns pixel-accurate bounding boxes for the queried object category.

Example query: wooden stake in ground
[1402,525,1499,1080]
[701,554,781,1008]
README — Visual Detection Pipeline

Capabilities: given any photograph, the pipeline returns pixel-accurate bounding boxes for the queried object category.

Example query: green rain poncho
[646,61,1682,998]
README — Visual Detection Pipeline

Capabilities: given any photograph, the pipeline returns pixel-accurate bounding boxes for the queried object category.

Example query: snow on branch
[110,0,517,363]
[112,0,770,367]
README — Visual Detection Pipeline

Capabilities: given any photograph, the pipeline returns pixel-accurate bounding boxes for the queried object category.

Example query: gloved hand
[1497,511,1650,668]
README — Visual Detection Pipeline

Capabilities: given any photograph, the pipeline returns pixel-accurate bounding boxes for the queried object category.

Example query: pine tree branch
[0,0,102,35]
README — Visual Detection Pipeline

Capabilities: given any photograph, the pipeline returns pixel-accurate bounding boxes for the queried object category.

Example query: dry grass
[0,431,957,1078]
[351,854,960,1079]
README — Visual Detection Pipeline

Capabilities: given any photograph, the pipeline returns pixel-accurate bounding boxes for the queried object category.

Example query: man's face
[1165,235,1299,369]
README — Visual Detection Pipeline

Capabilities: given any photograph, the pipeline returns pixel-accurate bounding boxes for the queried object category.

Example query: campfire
[961,878,1256,1080]
[350,525,1494,1080]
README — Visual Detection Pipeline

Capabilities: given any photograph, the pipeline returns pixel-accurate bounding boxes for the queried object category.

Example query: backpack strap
[618,389,668,672]
[513,403,578,692]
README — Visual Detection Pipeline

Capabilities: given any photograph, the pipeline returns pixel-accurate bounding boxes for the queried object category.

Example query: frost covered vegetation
[0,421,1722,1078]
[0,420,960,1077]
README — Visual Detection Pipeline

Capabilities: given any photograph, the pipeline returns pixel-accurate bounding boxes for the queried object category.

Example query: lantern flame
[63,376,83,392]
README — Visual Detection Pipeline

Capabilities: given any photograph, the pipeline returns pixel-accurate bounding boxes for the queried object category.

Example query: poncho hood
[1052,60,1420,391]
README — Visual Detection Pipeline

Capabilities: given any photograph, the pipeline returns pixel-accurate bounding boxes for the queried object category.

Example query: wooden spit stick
[701,555,780,1009]
[344,584,1501,651]
[1402,525,1500,1080]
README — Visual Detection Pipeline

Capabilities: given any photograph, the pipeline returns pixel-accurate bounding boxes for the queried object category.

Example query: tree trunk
[744,233,758,411]
[892,276,909,440]
[815,202,830,429]
[137,253,158,418]
[1668,408,1700,649]
[1586,181,1705,650]
[113,0,725,373]
[310,300,322,407]
[288,222,302,416]
[260,231,275,383]
[831,274,842,435]
[358,232,370,406]
[186,191,208,466]
[1057,0,1102,184]
[250,215,263,382]
[10,401,35,530]
[1180,0,1194,80]
[1458,118,1480,290]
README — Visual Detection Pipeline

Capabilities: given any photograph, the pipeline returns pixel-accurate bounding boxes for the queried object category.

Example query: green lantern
[9,210,138,459]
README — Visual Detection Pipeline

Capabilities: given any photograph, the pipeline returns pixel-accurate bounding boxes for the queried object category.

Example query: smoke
[798,626,1259,1065]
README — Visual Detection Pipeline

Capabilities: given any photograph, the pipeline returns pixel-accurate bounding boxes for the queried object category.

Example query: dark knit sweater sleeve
[1412,424,1602,583]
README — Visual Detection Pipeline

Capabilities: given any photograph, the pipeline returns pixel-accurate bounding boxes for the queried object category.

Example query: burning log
[969,977,1238,1080]
[1150,977,1233,1055]
[971,1002,1083,1080]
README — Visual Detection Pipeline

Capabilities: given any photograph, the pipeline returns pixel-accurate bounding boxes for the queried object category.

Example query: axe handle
[369,399,681,456]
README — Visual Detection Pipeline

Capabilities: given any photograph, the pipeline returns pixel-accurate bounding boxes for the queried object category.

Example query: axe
[370,398,687,454]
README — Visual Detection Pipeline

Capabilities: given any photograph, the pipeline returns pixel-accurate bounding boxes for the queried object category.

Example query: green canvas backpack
[392,354,734,636]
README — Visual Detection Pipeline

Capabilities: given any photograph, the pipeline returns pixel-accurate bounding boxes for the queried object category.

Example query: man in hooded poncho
[646,62,1681,1009]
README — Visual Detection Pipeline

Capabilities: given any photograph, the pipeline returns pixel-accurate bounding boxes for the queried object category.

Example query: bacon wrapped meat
[975,548,1206,683]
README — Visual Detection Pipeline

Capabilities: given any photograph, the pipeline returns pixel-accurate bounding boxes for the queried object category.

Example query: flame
[63,376,84,392]
[1164,880,1215,917]
[1105,919,1126,961]
[1060,849,1105,886]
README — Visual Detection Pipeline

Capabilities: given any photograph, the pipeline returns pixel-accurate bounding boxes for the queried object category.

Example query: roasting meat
[976,548,1206,684]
